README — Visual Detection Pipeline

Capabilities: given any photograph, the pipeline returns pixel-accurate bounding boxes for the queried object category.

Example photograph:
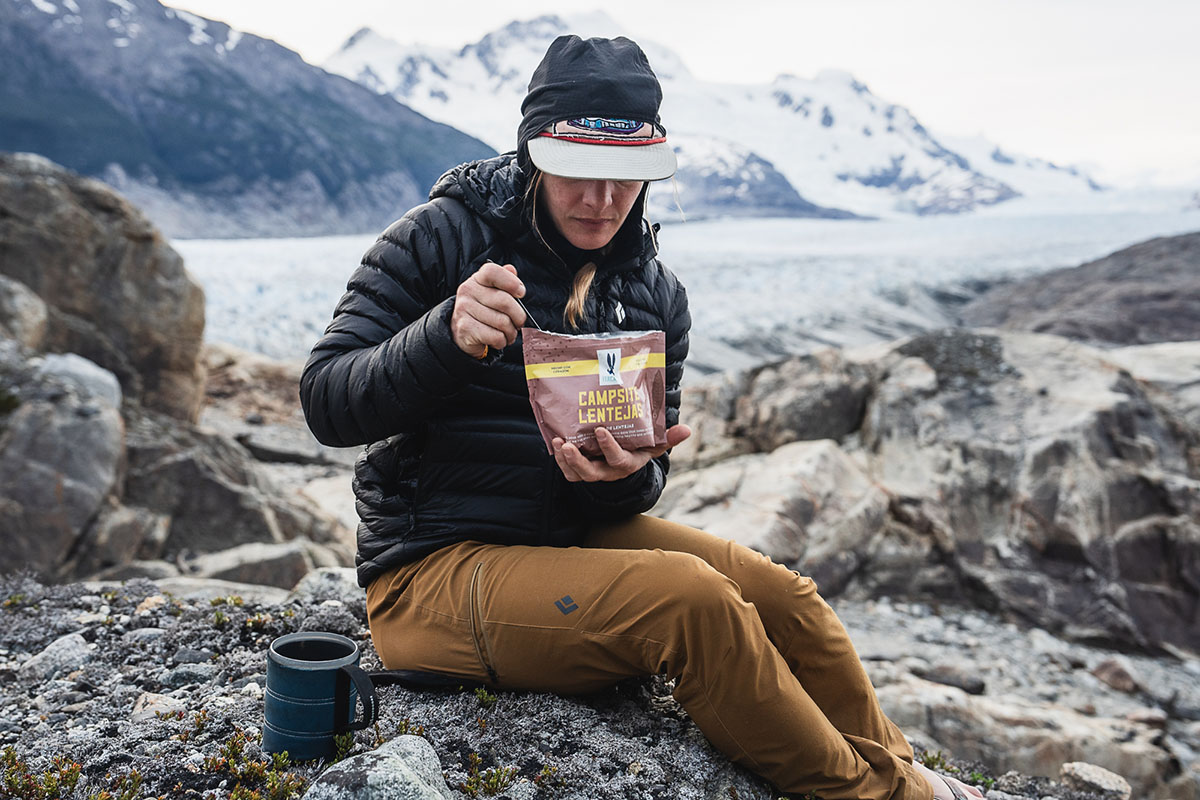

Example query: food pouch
[522,328,667,457]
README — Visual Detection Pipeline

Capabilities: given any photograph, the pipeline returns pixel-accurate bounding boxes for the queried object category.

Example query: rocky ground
[1,569,1194,800]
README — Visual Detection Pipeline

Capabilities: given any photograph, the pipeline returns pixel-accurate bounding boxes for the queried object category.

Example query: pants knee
[633,552,760,663]
[654,551,743,613]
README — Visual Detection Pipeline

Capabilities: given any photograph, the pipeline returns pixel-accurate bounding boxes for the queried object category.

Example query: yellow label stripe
[525,352,665,380]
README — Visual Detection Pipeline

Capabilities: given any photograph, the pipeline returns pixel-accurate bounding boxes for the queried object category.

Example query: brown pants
[366,515,932,800]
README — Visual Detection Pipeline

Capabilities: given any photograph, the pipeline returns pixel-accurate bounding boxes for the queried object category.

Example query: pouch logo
[597,348,623,386]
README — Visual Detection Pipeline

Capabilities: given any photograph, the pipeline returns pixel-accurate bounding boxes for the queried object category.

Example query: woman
[301,33,980,800]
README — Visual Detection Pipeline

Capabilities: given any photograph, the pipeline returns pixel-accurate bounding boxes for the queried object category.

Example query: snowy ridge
[324,12,1104,218]
[937,132,1107,198]
[16,0,249,60]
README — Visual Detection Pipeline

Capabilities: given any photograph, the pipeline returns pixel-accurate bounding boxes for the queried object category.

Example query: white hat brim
[527,136,677,181]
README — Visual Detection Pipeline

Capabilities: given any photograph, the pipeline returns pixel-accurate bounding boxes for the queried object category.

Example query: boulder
[0,344,124,578]
[671,348,870,471]
[18,633,91,681]
[671,369,756,471]
[730,349,871,451]
[0,159,353,586]
[0,152,206,420]
[122,406,350,560]
[858,328,1200,652]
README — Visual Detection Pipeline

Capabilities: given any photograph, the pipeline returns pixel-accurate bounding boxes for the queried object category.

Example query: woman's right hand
[451,262,528,358]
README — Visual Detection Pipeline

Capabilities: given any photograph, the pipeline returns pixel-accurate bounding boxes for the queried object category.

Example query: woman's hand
[451,262,527,358]
[553,424,692,482]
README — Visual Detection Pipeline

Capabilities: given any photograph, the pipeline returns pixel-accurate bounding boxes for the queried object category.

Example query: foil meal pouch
[522,328,667,457]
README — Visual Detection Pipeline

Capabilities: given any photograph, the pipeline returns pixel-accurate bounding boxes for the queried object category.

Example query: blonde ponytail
[564,262,598,330]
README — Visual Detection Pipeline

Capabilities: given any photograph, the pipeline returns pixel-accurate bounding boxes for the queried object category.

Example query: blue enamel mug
[262,632,378,760]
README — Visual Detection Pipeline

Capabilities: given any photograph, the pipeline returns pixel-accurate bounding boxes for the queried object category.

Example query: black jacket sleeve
[568,274,691,519]
[300,202,493,447]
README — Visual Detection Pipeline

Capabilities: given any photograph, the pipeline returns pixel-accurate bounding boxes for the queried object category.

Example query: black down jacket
[300,154,691,588]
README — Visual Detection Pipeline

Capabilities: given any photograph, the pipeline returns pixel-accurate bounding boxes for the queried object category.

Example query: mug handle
[334,664,379,733]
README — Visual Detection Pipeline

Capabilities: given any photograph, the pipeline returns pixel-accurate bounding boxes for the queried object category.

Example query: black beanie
[516,35,666,172]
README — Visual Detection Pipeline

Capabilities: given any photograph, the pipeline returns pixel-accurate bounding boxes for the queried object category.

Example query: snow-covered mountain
[324,13,1104,219]
[0,0,493,237]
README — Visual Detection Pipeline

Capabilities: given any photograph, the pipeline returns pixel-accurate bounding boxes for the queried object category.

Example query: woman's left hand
[553,425,692,482]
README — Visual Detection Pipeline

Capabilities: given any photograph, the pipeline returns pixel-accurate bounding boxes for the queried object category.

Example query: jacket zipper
[469,562,500,686]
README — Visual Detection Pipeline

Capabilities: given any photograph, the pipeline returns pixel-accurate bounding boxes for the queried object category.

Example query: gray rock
[0,152,206,420]
[301,735,453,800]
[18,633,91,681]
[123,406,347,560]
[297,602,362,638]
[670,369,756,471]
[299,476,360,535]
[36,353,122,409]
[0,351,124,578]
[172,647,215,665]
[731,348,872,450]
[236,425,328,465]
[1059,762,1132,800]
[912,663,987,695]
[665,325,1200,653]
[164,662,217,688]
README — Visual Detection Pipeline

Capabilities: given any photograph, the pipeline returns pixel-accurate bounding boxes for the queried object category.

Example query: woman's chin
[563,223,618,250]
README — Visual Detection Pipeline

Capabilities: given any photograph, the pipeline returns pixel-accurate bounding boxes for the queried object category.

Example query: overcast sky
[169,0,1200,187]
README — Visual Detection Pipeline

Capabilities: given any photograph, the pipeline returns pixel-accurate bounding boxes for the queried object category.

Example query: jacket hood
[430,153,529,237]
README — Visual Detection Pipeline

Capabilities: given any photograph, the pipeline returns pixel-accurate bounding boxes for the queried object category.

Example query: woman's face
[539,174,644,250]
